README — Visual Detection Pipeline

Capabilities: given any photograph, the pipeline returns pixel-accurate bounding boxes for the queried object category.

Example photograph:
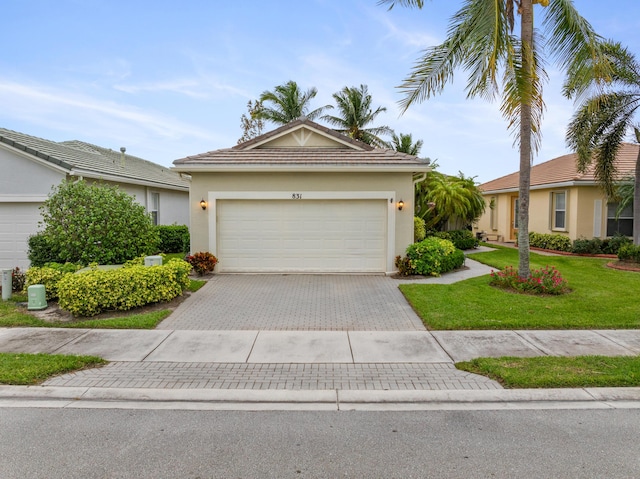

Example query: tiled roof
[480,143,639,192]
[0,128,189,190]
[174,118,429,171]
[174,147,428,167]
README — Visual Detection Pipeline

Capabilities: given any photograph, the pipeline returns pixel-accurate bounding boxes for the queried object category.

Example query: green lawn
[399,247,640,330]
[0,353,107,385]
[457,355,640,388]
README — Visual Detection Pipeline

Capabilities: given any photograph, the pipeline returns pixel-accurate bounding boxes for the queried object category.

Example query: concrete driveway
[157,274,427,331]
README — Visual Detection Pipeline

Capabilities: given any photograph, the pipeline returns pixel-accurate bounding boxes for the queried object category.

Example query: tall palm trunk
[517,0,534,278]
[634,136,640,245]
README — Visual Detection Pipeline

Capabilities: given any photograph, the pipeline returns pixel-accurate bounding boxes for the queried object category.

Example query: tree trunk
[518,0,534,279]
[634,143,640,245]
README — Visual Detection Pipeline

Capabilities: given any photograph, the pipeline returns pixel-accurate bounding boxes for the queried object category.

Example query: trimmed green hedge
[57,259,191,317]
[428,229,478,250]
[528,232,572,252]
[156,225,190,253]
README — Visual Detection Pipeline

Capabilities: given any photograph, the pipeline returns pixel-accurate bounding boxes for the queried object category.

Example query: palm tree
[379,0,608,278]
[390,132,423,156]
[566,41,640,245]
[416,171,485,230]
[254,80,329,125]
[322,84,393,148]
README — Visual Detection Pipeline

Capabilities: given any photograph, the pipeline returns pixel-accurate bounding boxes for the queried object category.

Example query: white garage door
[217,199,387,273]
[0,203,41,270]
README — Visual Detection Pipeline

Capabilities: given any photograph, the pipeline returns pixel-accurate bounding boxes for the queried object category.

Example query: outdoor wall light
[397,199,404,211]
[200,198,207,210]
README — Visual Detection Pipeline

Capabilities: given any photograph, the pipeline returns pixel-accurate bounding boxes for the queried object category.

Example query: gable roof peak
[233,117,374,151]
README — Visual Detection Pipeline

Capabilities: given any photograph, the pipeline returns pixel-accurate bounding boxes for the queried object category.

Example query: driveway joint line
[140,330,174,362]
[245,331,260,363]
[513,330,549,355]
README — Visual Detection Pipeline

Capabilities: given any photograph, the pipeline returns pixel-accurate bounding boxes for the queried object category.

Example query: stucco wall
[477,185,610,243]
[188,171,415,268]
[0,147,66,197]
[98,182,189,227]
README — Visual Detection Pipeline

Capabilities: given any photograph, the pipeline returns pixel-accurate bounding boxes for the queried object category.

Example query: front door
[510,196,519,241]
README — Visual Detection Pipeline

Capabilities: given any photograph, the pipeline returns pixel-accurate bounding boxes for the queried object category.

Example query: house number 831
[291,193,303,199]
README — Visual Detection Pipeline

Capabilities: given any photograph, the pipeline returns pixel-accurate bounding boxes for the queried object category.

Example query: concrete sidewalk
[1,327,639,398]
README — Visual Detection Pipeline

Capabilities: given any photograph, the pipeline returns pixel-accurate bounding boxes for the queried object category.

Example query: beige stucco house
[173,118,430,274]
[475,143,638,243]
[0,128,190,270]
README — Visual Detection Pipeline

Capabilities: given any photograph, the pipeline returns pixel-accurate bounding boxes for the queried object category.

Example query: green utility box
[27,284,47,311]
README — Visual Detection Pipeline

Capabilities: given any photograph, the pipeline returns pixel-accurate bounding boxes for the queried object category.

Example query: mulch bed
[606,261,640,272]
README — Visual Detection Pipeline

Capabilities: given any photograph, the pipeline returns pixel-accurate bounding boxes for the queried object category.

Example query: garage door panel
[217,199,386,273]
[0,203,42,269]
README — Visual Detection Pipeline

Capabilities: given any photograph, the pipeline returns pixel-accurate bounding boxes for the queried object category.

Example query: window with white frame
[551,191,566,230]
[150,192,160,225]
[607,202,633,237]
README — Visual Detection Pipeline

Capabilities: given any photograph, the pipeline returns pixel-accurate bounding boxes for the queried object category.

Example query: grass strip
[0,352,107,385]
[457,355,640,388]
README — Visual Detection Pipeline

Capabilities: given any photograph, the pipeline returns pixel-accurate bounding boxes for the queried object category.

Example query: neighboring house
[0,128,190,270]
[475,143,638,242]
[173,118,430,274]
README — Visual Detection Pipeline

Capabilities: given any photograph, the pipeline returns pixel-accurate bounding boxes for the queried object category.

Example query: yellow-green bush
[24,267,71,300]
[57,259,191,317]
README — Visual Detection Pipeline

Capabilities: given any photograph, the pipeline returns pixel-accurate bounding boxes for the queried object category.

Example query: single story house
[475,143,638,242]
[0,128,190,270]
[173,118,430,274]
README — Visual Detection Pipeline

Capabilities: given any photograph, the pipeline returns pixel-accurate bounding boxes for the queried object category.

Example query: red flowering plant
[185,252,218,275]
[490,265,568,295]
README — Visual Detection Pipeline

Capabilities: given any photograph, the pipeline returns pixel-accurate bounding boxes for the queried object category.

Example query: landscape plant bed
[529,247,617,258]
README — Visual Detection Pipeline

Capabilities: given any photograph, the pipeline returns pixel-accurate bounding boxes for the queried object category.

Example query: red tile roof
[480,143,639,192]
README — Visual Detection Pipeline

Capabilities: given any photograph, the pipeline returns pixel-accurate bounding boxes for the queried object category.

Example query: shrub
[618,244,640,263]
[27,232,61,266]
[571,237,603,255]
[604,234,632,254]
[57,259,191,317]
[38,179,160,265]
[428,229,478,250]
[414,217,426,242]
[156,225,190,253]
[394,255,414,276]
[185,252,218,275]
[490,265,569,295]
[12,267,25,292]
[528,232,572,252]
[405,237,465,277]
[24,267,70,300]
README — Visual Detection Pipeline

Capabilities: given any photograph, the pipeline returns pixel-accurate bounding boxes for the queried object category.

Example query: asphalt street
[1,408,639,478]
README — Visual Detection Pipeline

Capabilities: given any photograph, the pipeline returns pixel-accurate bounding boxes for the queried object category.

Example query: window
[150,192,160,225]
[552,191,566,230]
[607,202,633,237]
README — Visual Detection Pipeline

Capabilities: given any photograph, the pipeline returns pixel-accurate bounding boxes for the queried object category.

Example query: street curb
[1,386,640,411]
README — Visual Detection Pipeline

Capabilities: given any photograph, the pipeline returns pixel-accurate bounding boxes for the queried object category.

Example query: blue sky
[1,0,638,183]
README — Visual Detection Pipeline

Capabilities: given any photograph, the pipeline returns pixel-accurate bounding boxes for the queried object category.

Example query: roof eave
[70,168,190,191]
[172,164,431,173]
[481,180,601,195]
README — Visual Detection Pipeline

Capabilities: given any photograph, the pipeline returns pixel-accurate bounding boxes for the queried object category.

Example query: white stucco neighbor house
[173,118,431,274]
[0,128,190,270]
